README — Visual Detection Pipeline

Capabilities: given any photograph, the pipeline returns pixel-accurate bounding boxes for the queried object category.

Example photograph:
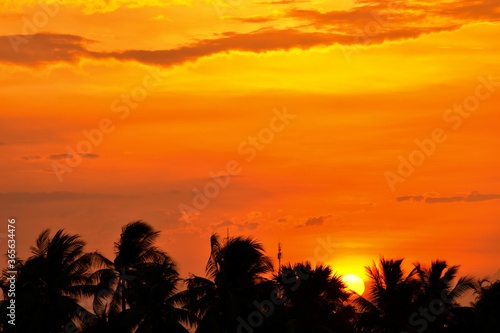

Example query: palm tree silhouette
[474,279,500,333]
[121,258,194,332]
[413,260,475,332]
[0,229,105,333]
[277,262,355,333]
[181,233,274,332]
[89,221,189,332]
[355,258,420,333]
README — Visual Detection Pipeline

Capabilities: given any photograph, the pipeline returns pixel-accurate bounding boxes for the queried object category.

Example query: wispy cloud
[48,153,99,160]
[303,214,332,227]
[3,0,497,69]
[464,192,500,202]
[213,219,259,231]
[397,192,500,204]
[22,155,42,161]
[48,153,73,160]
[80,153,100,159]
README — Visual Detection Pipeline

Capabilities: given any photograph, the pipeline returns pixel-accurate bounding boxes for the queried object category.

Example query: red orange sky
[1,0,499,284]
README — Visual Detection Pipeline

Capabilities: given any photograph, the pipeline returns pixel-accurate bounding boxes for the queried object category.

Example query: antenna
[277,242,283,275]
[226,226,229,242]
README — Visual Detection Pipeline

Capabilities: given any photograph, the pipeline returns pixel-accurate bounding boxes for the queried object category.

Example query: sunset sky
[1,0,499,286]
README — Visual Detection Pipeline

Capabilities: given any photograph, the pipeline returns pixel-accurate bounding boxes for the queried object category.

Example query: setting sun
[342,274,366,296]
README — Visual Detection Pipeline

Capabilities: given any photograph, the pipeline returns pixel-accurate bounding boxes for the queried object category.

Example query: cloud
[396,195,425,202]
[80,153,100,159]
[464,192,500,202]
[287,0,500,28]
[1,1,498,68]
[425,196,465,204]
[0,33,94,66]
[0,25,459,68]
[304,215,331,227]
[238,221,259,231]
[48,153,100,160]
[397,192,500,204]
[48,153,73,160]
[215,220,235,228]
[213,219,259,231]
[0,30,337,67]
[22,155,41,161]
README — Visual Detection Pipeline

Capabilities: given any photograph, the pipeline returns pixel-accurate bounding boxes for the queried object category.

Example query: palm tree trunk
[121,279,126,312]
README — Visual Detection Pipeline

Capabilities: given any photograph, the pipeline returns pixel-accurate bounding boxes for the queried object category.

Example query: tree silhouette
[1,223,495,333]
[180,233,274,332]
[474,280,500,333]
[413,260,475,333]
[88,221,190,332]
[120,258,194,332]
[0,229,105,333]
[355,258,420,333]
[277,262,355,333]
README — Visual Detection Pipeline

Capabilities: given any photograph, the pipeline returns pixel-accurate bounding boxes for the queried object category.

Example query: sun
[342,274,366,296]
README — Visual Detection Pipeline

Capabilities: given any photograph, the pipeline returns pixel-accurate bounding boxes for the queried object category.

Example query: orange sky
[1,0,499,284]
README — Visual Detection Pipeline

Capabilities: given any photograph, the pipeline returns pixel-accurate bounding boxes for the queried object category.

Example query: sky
[1,0,500,288]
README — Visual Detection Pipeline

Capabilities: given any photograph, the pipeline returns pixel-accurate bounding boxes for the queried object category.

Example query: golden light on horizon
[342,274,366,296]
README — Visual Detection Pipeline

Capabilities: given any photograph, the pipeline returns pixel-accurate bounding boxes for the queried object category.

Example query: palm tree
[0,229,105,333]
[473,280,500,333]
[90,221,166,316]
[119,258,194,332]
[88,220,190,332]
[277,262,355,333]
[355,258,420,333]
[413,260,475,332]
[180,233,274,333]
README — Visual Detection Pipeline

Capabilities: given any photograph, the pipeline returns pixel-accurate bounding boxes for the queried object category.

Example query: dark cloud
[397,192,500,204]
[464,192,500,202]
[80,153,100,159]
[102,28,340,66]
[0,30,339,67]
[436,0,500,21]
[425,196,465,204]
[0,33,94,66]
[48,153,99,160]
[304,215,330,226]
[0,26,456,68]
[214,220,259,231]
[238,221,259,231]
[288,0,500,27]
[215,220,235,228]
[1,1,497,68]
[396,195,425,202]
[22,155,41,161]
[48,153,73,160]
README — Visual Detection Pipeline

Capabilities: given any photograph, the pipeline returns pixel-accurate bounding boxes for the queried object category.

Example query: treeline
[0,221,499,333]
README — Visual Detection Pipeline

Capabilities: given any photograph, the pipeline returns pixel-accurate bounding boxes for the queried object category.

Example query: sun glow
[342,274,366,296]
